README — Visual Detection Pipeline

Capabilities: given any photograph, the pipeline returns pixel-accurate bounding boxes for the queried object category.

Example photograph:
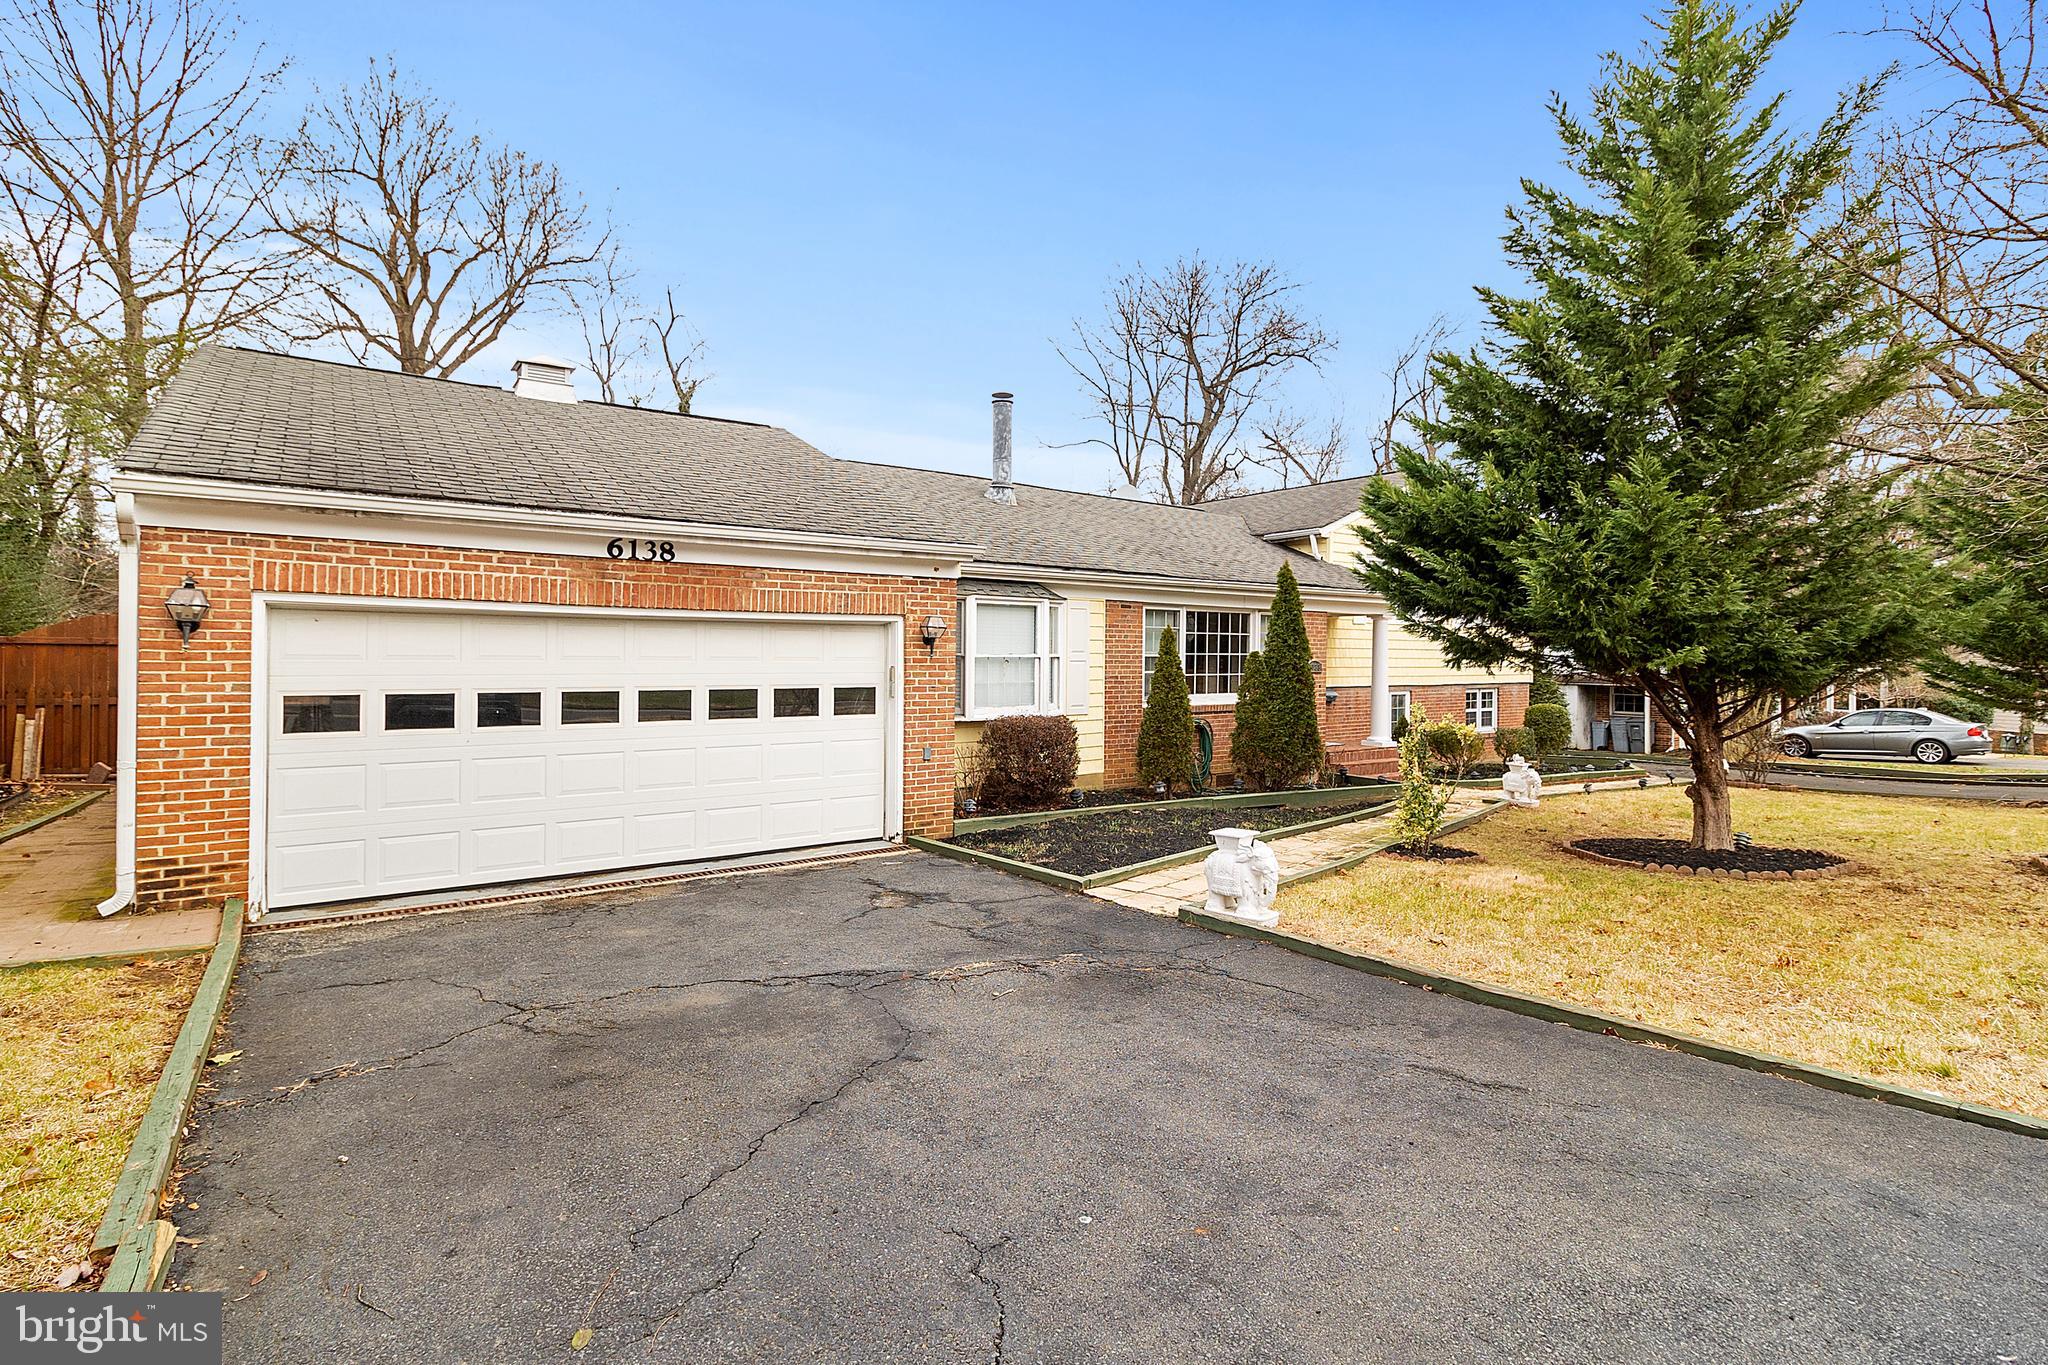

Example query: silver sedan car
[1778,708,1992,764]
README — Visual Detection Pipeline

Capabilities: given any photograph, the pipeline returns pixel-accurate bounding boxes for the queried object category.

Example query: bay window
[1144,607,1264,702]
[960,597,1063,718]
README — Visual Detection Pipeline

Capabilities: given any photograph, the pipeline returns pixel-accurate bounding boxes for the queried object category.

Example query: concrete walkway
[1092,791,1498,916]
[0,797,216,966]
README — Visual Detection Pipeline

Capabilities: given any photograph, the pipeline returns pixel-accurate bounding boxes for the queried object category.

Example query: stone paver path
[0,796,217,965]
[1092,791,1498,916]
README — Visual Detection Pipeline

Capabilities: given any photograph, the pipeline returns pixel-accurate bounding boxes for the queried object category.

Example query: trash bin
[1590,719,1610,750]
[1618,717,1647,752]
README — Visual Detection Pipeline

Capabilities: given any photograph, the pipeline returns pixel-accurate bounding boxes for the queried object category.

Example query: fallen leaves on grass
[1279,786,2048,1115]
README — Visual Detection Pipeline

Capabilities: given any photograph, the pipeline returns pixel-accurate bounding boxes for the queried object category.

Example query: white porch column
[1368,613,1393,743]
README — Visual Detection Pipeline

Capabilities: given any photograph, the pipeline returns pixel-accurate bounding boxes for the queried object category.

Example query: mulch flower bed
[950,792,1393,877]
[1380,843,1480,862]
[1569,837,1847,880]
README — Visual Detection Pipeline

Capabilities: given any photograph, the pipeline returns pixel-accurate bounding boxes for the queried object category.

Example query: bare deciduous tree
[1368,315,1457,474]
[647,288,705,414]
[1057,256,1337,504]
[1870,1,2048,487]
[0,0,294,441]
[264,60,603,377]
[1256,411,1348,486]
[576,243,648,405]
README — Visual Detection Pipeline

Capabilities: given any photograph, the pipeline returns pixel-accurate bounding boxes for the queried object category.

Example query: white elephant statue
[1203,828,1281,928]
[1502,754,1543,807]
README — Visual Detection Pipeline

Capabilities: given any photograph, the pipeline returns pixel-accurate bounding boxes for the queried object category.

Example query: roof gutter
[965,560,1382,613]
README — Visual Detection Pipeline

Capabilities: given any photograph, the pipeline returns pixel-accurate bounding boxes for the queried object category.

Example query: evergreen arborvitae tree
[1254,563,1323,787]
[1918,415,2048,741]
[1231,649,1269,786]
[1358,0,1929,849]
[1528,674,1567,710]
[1136,624,1196,791]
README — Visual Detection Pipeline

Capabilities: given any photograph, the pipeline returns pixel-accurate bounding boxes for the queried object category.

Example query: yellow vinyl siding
[954,595,1108,789]
[1300,513,1529,687]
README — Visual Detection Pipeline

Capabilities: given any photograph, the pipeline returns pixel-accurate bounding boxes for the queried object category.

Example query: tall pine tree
[1359,0,1930,849]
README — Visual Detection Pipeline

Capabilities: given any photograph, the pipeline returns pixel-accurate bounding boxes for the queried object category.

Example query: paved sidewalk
[0,797,217,965]
[1092,791,1498,916]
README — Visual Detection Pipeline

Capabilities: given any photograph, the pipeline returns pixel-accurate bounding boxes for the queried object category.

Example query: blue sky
[264,1,1922,491]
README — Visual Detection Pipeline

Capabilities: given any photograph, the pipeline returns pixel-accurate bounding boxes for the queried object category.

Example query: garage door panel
[634,747,698,790]
[380,830,461,882]
[474,755,548,802]
[379,759,462,810]
[468,615,549,663]
[558,750,627,797]
[381,615,461,662]
[272,839,367,899]
[273,764,368,819]
[474,823,549,876]
[634,810,695,856]
[557,816,625,862]
[768,799,823,841]
[267,608,891,908]
[703,804,764,848]
[768,740,826,780]
[826,794,884,836]
[702,743,764,785]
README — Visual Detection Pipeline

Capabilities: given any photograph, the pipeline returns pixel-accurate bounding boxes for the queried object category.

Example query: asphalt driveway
[174,851,2048,1364]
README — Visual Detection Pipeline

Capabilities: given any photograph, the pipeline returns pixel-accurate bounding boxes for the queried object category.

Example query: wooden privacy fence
[1,613,117,778]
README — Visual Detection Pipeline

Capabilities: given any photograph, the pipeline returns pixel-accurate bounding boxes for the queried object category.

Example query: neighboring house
[104,348,1409,916]
[1561,676,1679,754]
[1201,477,1532,767]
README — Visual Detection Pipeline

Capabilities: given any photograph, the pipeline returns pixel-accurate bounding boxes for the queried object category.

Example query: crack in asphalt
[628,994,921,1251]
[206,943,1305,1114]
[949,1229,1013,1365]
[639,1228,766,1345]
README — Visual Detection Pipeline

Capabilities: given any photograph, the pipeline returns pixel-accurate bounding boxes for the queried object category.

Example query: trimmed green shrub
[977,714,1079,808]
[1421,716,1487,774]
[1523,702,1573,766]
[1230,648,1269,785]
[1491,725,1531,762]
[1528,674,1567,710]
[1924,691,1994,725]
[1234,564,1322,787]
[1136,624,1197,792]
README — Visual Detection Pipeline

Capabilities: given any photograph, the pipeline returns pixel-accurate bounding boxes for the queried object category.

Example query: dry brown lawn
[1279,785,2048,1116]
[0,955,206,1289]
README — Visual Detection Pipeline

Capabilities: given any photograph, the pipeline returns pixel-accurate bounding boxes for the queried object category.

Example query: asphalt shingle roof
[122,347,1366,593]
[1203,475,1375,537]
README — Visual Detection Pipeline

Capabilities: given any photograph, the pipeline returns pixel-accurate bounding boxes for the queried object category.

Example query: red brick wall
[134,528,958,912]
[1100,604,1334,784]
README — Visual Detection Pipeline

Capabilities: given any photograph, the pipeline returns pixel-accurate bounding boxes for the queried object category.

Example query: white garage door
[263,607,891,908]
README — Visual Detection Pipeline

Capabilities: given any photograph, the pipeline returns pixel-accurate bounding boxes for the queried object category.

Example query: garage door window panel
[478,692,542,728]
[834,686,876,716]
[386,693,456,730]
[774,687,820,718]
[282,695,360,734]
[562,691,621,724]
[637,689,692,722]
[709,688,758,720]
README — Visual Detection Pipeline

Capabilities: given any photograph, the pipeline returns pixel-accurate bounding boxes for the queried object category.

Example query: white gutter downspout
[97,491,139,917]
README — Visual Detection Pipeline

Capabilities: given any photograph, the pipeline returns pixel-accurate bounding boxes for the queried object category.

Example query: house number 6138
[607,538,675,562]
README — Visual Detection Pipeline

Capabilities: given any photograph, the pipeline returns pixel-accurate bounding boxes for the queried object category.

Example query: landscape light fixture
[164,575,211,648]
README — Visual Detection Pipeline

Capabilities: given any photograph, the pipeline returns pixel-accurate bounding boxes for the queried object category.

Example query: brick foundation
[134,528,958,912]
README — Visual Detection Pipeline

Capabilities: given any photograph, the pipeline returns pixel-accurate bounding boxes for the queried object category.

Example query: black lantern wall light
[164,575,211,647]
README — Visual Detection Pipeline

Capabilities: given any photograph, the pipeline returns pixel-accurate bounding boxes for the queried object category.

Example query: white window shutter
[1064,602,1091,715]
